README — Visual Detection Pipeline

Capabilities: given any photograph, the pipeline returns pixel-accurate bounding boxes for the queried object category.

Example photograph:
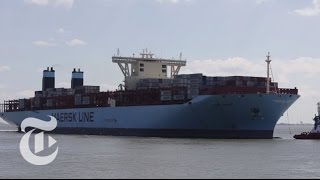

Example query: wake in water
[0,117,17,131]
[0,130,17,132]
[0,117,8,124]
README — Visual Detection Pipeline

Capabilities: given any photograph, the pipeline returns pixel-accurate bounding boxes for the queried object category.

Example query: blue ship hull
[1,94,299,139]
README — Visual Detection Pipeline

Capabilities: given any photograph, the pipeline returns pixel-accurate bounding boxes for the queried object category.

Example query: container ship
[0,50,299,139]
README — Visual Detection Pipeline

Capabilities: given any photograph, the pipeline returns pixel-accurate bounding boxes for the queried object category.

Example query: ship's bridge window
[140,68,144,72]
[140,63,144,67]
[162,69,167,73]
[162,65,167,68]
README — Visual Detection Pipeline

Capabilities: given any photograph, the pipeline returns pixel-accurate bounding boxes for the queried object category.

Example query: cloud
[275,57,320,77]
[0,90,34,102]
[156,0,192,4]
[58,82,70,88]
[54,0,73,9]
[0,92,13,104]
[24,0,49,6]
[24,0,74,9]
[56,28,65,34]
[256,0,272,4]
[293,0,320,16]
[0,66,11,72]
[181,57,265,77]
[17,90,34,99]
[0,84,7,89]
[101,84,118,91]
[66,39,87,47]
[32,40,57,47]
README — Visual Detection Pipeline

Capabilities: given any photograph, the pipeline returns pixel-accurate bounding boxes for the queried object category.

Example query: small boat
[294,103,320,139]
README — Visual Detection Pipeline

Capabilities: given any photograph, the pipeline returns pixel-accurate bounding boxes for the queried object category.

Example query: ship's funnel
[42,67,55,91]
[71,68,84,89]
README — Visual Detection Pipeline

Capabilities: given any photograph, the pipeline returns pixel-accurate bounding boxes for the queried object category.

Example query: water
[0,123,319,179]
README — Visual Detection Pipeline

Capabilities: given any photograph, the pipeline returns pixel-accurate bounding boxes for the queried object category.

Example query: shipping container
[173,83,187,88]
[173,95,185,100]
[188,79,202,84]
[75,86,100,94]
[67,89,75,95]
[173,79,185,84]
[82,96,90,105]
[175,74,189,79]
[160,95,172,101]
[19,99,25,109]
[161,90,172,96]
[236,81,243,87]
[188,89,200,95]
[75,94,82,105]
[187,95,198,99]
[247,81,255,87]
[188,84,201,89]
[159,84,172,88]
[35,91,43,98]
[47,99,53,107]
[226,80,236,86]
[162,79,172,84]
[34,97,41,108]
[189,73,203,79]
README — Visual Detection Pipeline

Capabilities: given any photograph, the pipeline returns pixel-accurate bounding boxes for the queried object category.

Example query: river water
[0,123,318,179]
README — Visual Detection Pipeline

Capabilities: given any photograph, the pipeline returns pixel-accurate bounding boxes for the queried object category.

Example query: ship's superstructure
[0,50,300,139]
[112,49,186,90]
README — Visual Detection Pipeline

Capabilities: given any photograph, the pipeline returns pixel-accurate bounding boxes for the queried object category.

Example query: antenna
[140,48,154,59]
[117,48,120,56]
[141,49,145,58]
[265,52,272,94]
[179,52,182,60]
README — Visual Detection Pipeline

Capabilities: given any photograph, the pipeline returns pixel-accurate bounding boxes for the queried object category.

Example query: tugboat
[294,103,320,139]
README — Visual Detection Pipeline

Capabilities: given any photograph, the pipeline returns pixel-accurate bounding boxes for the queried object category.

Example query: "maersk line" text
[51,112,94,123]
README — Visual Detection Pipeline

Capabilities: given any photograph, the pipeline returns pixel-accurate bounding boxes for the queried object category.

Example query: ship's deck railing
[0,104,4,113]
[112,56,187,66]
[278,88,299,95]
[1,100,20,113]
[201,87,299,95]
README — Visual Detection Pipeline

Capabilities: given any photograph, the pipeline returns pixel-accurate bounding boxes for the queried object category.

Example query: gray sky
[1,0,320,123]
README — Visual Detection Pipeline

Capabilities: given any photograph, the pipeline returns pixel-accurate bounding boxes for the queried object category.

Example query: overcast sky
[1,0,320,123]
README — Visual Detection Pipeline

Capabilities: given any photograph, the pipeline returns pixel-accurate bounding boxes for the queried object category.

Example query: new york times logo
[19,116,58,166]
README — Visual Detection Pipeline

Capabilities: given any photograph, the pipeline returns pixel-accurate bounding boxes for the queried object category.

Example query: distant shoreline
[277,123,313,125]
